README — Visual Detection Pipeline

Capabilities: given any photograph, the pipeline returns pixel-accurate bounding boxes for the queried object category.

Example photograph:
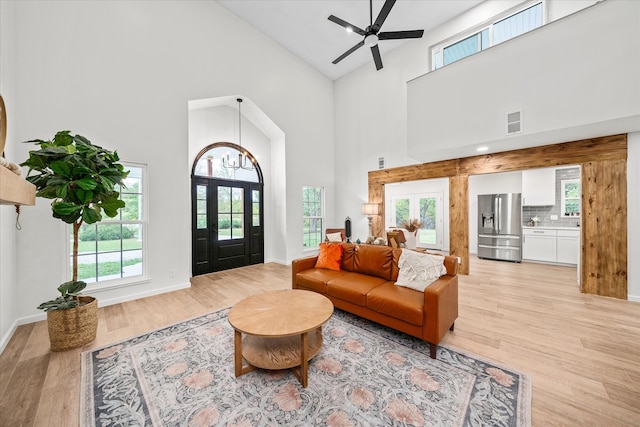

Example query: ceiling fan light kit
[364,34,378,48]
[328,0,424,71]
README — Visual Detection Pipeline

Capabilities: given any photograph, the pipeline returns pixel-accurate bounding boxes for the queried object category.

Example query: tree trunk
[72,221,82,282]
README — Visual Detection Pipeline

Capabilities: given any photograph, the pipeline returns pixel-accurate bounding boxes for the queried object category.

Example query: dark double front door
[192,177,264,275]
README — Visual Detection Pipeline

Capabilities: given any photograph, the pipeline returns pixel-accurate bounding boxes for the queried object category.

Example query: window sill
[84,276,151,294]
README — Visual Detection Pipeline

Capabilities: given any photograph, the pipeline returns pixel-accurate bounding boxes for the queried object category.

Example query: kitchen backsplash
[522,166,581,227]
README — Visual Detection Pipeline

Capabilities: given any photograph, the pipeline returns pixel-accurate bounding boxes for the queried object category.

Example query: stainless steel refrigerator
[477,193,522,262]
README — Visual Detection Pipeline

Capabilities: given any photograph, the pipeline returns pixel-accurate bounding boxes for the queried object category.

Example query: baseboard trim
[628,294,640,303]
[95,282,191,308]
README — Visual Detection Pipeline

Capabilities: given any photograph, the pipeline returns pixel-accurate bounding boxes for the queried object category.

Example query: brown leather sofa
[291,243,458,359]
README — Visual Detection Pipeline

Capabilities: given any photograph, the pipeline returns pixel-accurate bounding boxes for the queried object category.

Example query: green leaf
[75,188,94,204]
[36,187,59,199]
[76,177,97,190]
[82,206,102,224]
[50,161,71,177]
[53,130,73,146]
[57,280,86,296]
[56,183,69,199]
[100,194,125,218]
[52,202,81,216]
[72,165,94,176]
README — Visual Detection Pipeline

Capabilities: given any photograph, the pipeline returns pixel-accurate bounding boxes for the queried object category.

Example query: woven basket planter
[46,296,98,352]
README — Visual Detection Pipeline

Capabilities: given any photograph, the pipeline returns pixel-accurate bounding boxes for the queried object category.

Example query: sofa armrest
[442,255,459,276]
[423,275,458,344]
[291,256,319,289]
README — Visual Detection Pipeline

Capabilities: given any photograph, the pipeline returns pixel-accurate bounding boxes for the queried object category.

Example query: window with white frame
[72,164,146,283]
[302,186,323,249]
[561,179,580,217]
[432,1,544,70]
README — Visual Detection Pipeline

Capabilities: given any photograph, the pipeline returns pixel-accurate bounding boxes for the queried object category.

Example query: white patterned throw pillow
[395,249,447,292]
[326,232,343,242]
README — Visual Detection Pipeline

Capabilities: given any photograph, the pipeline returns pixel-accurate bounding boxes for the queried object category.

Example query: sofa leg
[449,322,455,332]
[429,344,437,359]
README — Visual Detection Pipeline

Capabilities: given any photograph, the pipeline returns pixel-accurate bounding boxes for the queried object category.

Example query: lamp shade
[361,202,380,216]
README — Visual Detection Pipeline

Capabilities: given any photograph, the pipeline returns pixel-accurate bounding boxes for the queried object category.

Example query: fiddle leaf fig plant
[21,130,129,310]
[37,280,87,312]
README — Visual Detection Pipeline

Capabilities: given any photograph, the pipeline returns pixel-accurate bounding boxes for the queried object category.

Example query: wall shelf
[0,166,36,205]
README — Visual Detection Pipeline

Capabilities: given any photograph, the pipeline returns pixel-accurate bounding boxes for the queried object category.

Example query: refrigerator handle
[497,197,501,233]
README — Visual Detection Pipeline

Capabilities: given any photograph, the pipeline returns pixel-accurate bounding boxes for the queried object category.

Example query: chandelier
[223,98,255,171]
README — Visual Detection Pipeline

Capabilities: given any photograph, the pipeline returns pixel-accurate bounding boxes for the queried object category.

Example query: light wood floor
[1,258,638,426]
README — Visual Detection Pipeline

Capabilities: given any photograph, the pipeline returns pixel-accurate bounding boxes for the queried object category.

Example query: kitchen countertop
[522,226,580,230]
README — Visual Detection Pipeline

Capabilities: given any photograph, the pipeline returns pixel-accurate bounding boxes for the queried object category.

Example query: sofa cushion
[315,243,343,271]
[353,244,394,280]
[326,272,387,306]
[296,269,344,293]
[340,243,356,272]
[395,249,447,292]
[366,282,425,326]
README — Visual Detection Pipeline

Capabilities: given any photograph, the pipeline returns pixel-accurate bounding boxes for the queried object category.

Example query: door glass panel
[252,190,260,226]
[232,188,244,239]
[392,198,410,227]
[218,213,232,240]
[218,186,244,240]
[418,197,437,246]
[196,185,207,230]
[218,187,230,212]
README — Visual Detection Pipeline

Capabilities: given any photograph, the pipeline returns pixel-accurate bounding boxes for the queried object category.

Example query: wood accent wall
[581,159,627,298]
[367,134,628,298]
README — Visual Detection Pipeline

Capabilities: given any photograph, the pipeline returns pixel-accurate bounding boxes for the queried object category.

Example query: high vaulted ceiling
[216,0,484,81]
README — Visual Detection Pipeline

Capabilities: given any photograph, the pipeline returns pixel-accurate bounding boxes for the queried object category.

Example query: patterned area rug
[81,308,530,426]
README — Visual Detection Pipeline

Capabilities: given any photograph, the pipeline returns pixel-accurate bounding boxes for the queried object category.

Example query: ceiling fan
[328,0,424,71]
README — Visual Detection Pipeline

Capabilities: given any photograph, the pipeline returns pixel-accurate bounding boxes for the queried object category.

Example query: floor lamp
[361,203,380,237]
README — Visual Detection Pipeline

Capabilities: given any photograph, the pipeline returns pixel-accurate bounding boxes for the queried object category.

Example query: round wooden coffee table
[228,289,334,387]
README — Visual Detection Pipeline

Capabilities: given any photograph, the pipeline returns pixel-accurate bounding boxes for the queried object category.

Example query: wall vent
[506,110,522,135]
[378,157,385,169]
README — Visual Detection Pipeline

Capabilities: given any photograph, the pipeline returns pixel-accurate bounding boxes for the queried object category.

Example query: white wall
[468,172,523,254]
[0,0,334,346]
[407,0,640,162]
[0,1,21,351]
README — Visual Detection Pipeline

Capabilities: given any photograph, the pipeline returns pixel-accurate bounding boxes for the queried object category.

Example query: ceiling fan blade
[373,0,396,31]
[371,45,383,70]
[332,40,365,64]
[378,30,424,40]
[328,15,366,36]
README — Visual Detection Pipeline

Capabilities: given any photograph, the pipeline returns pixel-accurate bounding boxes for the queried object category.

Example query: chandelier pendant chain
[223,98,255,171]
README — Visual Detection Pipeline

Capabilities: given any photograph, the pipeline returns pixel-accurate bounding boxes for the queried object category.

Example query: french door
[389,192,444,250]
[192,177,263,274]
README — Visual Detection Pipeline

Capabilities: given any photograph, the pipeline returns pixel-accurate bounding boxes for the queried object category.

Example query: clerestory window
[432,1,544,70]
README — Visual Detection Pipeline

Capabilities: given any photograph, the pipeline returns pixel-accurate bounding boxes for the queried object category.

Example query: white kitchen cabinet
[522,229,557,262]
[522,168,556,206]
[523,227,580,265]
[556,229,580,264]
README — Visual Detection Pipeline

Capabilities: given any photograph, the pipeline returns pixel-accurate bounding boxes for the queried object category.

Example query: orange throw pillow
[315,243,344,271]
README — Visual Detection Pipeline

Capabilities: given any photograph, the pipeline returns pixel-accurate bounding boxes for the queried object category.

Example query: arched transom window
[193,142,262,183]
